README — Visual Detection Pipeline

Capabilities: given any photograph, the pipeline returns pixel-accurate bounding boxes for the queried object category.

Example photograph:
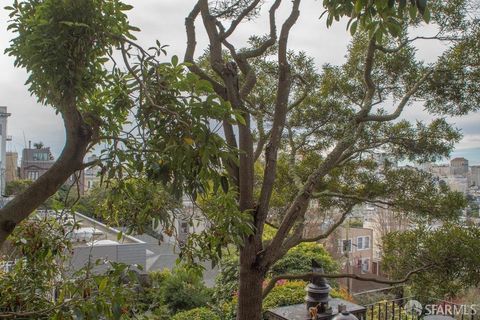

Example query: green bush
[262,280,351,311]
[160,267,213,313]
[135,268,212,315]
[213,242,339,304]
[262,280,306,310]
[148,305,172,320]
[217,297,237,320]
[171,307,220,320]
[270,242,339,277]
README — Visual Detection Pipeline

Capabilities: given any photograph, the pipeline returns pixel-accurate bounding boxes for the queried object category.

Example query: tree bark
[0,106,91,245]
[237,241,265,320]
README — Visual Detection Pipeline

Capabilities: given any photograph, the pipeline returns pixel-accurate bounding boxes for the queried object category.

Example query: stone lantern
[264,259,367,320]
[305,260,332,314]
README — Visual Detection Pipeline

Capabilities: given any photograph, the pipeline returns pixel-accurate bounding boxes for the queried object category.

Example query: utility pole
[345,217,351,295]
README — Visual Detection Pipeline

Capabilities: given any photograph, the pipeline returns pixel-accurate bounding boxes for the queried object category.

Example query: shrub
[270,242,339,277]
[262,280,306,310]
[217,297,237,320]
[149,305,172,320]
[171,307,220,320]
[262,280,351,311]
[160,267,213,313]
[213,242,339,304]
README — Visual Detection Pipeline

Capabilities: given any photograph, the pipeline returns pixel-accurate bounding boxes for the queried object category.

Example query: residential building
[156,196,209,245]
[429,164,450,178]
[0,107,11,196]
[324,225,392,294]
[327,226,374,274]
[471,166,480,187]
[445,175,469,195]
[20,143,55,180]
[5,152,18,183]
[20,142,85,194]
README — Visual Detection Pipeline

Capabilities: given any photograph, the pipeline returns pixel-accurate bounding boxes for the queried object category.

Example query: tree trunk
[237,241,265,320]
[0,107,91,245]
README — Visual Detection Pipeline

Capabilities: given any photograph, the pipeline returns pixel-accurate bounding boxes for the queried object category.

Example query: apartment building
[20,143,85,194]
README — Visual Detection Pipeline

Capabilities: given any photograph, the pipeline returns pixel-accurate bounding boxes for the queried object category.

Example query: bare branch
[362,69,434,122]
[256,0,301,233]
[313,192,395,207]
[356,37,377,119]
[300,204,353,243]
[375,35,463,54]
[219,0,262,40]
[184,2,227,99]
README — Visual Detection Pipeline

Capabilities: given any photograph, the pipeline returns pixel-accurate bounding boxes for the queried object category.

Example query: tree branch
[362,69,434,122]
[262,264,433,299]
[256,0,301,234]
[0,98,92,245]
[219,0,263,40]
[184,2,227,99]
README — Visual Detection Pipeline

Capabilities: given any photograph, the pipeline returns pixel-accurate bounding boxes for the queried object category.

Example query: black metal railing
[363,297,479,320]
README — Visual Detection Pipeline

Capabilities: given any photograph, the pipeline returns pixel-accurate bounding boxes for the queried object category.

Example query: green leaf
[354,0,363,13]
[220,176,229,193]
[416,0,427,15]
[98,277,108,291]
[350,20,358,36]
[128,25,141,32]
[171,55,179,66]
[234,112,246,125]
[423,6,431,23]
[409,5,417,19]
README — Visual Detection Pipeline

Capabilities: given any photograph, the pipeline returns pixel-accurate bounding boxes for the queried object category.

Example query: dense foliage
[2,0,480,319]
[0,217,141,319]
[171,307,220,320]
[382,224,480,301]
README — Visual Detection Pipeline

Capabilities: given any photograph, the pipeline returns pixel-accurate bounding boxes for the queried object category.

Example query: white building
[40,211,147,273]
[0,106,11,197]
[84,154,102,191]
[155,196,209,245]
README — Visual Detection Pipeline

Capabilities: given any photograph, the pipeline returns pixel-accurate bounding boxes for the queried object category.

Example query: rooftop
[37,210,145,247]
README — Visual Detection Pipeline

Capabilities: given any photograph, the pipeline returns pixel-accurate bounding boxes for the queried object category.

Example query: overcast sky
[1,1,479,163]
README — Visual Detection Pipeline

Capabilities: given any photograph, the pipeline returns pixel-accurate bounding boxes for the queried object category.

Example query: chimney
[28,140,31,149]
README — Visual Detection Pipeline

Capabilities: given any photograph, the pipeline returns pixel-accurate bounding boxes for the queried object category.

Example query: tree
[0,0,136,244]
[33,142,44,149]
[382,224,480,301]
[2,1,480,319]
[0,0,230,244]
[175,1,479,319]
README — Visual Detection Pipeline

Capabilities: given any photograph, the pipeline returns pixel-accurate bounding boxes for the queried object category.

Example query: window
[340,239,352,253]
[33,152,49,161]
[27,171,39,180]
[361,258,370,273]
[357,236,370,250]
